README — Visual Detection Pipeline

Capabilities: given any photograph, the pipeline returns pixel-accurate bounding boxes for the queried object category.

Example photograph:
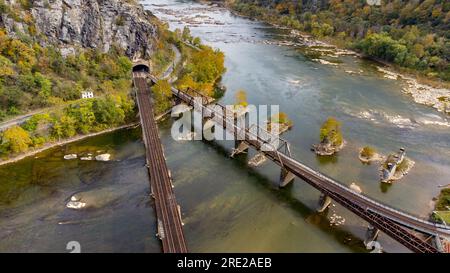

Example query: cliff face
[1,0,159,59]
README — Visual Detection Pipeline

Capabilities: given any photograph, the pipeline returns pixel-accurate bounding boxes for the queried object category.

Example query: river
[0,0,449,253]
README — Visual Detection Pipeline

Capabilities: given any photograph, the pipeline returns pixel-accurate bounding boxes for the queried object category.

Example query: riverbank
[210,1,450,115]
[0,123,139,167]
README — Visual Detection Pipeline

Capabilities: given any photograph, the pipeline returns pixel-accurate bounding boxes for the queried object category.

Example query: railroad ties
[133,71,187,253]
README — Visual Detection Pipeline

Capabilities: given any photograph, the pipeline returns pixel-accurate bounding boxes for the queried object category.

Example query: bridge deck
[133,73,187,253]
[147,75,450,253]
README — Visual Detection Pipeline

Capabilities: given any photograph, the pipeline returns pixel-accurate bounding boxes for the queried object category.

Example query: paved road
[162,44,181,83]
[0,110,46,132]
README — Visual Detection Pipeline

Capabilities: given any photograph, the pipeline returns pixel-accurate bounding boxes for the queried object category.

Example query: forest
[228,0,450,81]
[0,1,226,158]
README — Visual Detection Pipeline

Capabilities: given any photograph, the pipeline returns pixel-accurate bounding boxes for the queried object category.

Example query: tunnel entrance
[132,64,150,73]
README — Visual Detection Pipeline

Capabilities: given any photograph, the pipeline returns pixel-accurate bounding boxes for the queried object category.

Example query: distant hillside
[0,0,168,119]
[227,0,450,81]
[0,0,172,157]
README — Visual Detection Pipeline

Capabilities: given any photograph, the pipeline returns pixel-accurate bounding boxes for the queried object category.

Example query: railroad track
[133,72,187,253]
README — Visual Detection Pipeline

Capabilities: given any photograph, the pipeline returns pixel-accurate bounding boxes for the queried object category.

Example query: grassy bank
[433,188,450,224]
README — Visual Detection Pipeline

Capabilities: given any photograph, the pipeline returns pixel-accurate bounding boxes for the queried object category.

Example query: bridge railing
[281,155,450,234]
[204,102,291,156]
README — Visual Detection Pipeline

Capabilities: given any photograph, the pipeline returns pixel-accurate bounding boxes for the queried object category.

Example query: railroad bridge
[132,62,187,253]
[132,64,450,253]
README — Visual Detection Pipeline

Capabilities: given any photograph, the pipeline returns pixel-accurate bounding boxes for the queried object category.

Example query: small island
[380,148,415,183]
[312,117,344,156]
[266,112,293,135]
[231,90,250,117]
[358,146,383,164]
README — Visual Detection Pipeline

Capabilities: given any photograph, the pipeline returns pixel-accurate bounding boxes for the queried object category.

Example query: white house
[81,90,94,99]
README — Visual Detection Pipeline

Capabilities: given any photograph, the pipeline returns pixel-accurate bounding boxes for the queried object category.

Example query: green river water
[0,0,449,253]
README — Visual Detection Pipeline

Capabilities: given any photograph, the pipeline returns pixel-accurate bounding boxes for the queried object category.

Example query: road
[0,109,46,132]
[161,44,181,83]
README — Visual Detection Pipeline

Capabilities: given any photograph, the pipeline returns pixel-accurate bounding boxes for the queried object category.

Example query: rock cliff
[1,0,159,58]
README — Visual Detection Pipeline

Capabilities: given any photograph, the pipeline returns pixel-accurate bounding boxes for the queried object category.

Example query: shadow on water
[380,182,393,193]
[315,154,339,165]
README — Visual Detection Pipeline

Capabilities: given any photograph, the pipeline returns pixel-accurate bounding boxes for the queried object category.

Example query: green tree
[320,117,343,146]
[92,96,125,127]
[0,55,14,77]
[152,79,173,115]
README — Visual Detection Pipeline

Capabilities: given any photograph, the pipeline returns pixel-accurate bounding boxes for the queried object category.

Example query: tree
[182,26,192,42]
[59,114,77,137]
[92,96,125,127]
[0,55,14,77]
[177,75,197,91]
[234,90,248,107]
[271,112,291,124]
[1,125,32,153]
[360,146,376,158]
[66,100,96,134]
[193,37,201,47]
[22,113,51,132]
[33,72,52,101]
[320,117,343,146]
[187,47,225,86]
[151,79,172,115]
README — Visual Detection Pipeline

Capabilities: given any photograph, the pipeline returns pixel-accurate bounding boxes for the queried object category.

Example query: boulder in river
[95,154,111,161]
[350,183,362,194]
[64,154,77,160]
[66,186,123,210]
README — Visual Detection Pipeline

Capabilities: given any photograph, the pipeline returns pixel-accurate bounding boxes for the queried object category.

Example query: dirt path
[162,44,182,82]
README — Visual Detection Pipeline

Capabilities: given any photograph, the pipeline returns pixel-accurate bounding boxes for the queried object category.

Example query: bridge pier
[230,141,249,157]
[279,168,295,187]
[230,111,249,157]
[143,73,447,254]
[171,103,192,118]
[364,224,380,248]
[317,193,332,212]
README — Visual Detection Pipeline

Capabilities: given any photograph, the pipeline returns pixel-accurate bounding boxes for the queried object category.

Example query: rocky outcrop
[2,0,159,59]
[312,140,344,156]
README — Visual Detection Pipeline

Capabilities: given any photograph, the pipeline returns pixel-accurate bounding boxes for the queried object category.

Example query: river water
[0,0,449,253]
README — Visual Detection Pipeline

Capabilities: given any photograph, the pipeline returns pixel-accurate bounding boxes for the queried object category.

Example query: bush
[1,125,32,153]
[320,117,343,146]
[152,79,172,115]
[234,90,248,107]
[435,189,450,211]
[360,146,376,158]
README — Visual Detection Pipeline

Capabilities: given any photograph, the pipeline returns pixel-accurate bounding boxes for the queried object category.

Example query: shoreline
[0,123,140,167]
[212,1,450,114]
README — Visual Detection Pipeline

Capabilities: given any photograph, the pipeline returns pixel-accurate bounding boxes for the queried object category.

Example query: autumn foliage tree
[152,79,173,115]
[234,90,248,107]
[1,125,32,153]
